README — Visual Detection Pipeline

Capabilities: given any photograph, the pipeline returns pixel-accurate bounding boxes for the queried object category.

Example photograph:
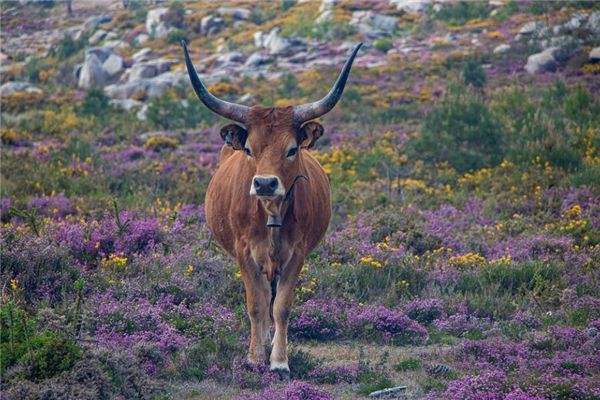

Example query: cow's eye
[244,147,252,157]
[286,147,298,158]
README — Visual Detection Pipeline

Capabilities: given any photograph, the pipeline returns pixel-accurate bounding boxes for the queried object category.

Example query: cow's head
[182,41,361,226]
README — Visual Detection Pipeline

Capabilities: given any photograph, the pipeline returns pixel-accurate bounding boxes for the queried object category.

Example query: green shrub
[146,90,217,130]
[20,331,82,380]
[409,84,504,172]
[52,34,87,60]
[434,1,490,25]
[289,347,319,379]
[461,59,486,88]
[1,301,81,380]
[373,38,393,53]
[394,358,422,371]
[78,88,111,118]
[167,28,188,45]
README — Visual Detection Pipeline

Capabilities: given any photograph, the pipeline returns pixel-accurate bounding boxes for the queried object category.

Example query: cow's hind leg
[240,261,272,365]
[270,254,303,376]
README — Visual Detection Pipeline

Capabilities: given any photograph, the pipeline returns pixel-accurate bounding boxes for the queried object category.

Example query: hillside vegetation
[1,1,599,399]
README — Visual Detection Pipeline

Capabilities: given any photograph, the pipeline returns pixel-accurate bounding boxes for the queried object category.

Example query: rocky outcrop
[254,28,307,56]
[350,11,397,39]
[525,47,559,74]
[78,54,107,89]
[146,8,171,39]
[0,81,42,96]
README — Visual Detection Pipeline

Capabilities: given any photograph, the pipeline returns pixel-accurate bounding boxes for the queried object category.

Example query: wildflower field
[1,1,599,399]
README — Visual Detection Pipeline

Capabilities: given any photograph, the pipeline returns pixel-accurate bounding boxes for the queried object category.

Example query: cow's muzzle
[250,175,285,198]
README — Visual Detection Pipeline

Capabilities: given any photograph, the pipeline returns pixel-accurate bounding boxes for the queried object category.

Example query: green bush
[1,301,81,380]
[146,90,217,130]
[167,28,188,45]
[461,59,486,88]
[52,34,87,60]
[409,84,504,172]
[373,38,393,53]
[434,1,490,25]
[394,358,422,371]
[78,88,112,118]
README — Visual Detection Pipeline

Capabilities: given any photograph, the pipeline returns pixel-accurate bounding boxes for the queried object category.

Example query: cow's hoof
[270,361,290,381]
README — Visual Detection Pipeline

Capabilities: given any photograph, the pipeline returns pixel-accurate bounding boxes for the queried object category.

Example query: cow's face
[219,107,323,200]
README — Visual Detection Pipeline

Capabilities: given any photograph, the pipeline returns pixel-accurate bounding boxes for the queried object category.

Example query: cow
[182,41,362,376]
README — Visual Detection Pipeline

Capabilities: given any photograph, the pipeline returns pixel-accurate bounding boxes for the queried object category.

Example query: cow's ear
[297,121,324,149]
[219,124,248,150]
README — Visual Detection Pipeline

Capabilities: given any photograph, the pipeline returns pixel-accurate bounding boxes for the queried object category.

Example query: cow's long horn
[182,41,249,123]
[293,43,362,125]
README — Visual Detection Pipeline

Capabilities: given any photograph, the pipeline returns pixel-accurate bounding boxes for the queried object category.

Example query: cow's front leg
[240,261,272,365]
[270,254,302,375]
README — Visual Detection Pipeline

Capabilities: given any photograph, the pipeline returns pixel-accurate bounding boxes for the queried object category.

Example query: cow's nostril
[269,179,277,188]
[253,179,260,188]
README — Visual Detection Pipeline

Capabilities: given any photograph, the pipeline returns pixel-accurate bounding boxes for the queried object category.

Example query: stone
[215,51,245,67]
[237,93,254,105]
[132,48,153,63]
[587,11,600,34]
[85,47,112,63]
[245,52,272,67]
[146,8,171,38]
[254,31,265,48]
[216,7,251,20]
[83,14,112,32]
[201,15,225,36]
[259,28,307,56]
[493,44,511,54]
[563,13,587,31]
[316,10,333,24]
[518,21,545,35]
[0,81,42,96]
[525,47,558,74]
[368,385,407,398]
[590,47,600,62]
[88,29,107,45]
[78,54,107,89]
[103,53,124,77]
[350,11,397,38]
[390,0,430,13]
[135,34,150,45]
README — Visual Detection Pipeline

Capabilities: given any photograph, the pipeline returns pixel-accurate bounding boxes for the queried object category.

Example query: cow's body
[181,41,360,374]
[205,107,331,370]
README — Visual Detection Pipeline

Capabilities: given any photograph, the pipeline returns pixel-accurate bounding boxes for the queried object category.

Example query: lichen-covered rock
[78,54,107,89]
[525,47,558,74]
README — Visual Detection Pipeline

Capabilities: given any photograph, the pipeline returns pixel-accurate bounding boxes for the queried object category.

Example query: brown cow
[182,41,361,376]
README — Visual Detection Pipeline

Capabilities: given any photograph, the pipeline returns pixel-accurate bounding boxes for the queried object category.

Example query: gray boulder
[103,53,124,77]
[259,28,306,56]
[493,44,511,54]
[245,52,272,67]
[125,58,176,82]
[110,98,143,111]
[83,14,112,32]
[215,51,245,67]
[201,15,225,36]
[587,11,600,36]
[146,7,171,38]
[88,29,108,45]
[132,48,153,63]
[519,21,546,35]
[0,81,42,96]
[216,7,251,20]
[525,47,558,74]
[350,11,397,38]
[78,54,107,89]
[390,0,430,13]
[85,47,112,63]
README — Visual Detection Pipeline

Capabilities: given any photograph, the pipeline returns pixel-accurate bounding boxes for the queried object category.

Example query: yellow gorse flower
[10,278,18,291]
[449,252,486,268]
[101,253,128,269]
[359,255,384,269]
